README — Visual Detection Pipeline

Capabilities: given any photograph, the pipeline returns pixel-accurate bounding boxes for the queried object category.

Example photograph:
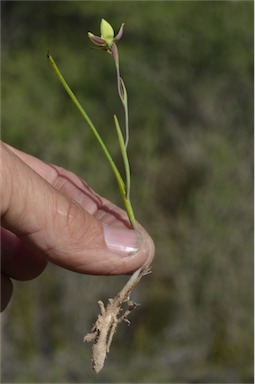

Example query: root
[84,266,151,373]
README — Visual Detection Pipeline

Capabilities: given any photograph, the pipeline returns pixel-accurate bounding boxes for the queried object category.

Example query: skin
[0,141,155,311]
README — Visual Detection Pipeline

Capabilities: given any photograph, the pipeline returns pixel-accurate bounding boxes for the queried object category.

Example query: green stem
[114,115,135,227]
[120,77,129,149]
[112,44,129,149]
[123,197,136,229]
[111,44,131,202]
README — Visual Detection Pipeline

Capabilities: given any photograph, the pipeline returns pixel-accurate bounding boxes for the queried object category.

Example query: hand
[0,141,155,311]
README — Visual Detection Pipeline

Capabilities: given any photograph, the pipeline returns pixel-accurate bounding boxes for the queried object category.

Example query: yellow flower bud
[88,19,124,52]
[100,19,114,48]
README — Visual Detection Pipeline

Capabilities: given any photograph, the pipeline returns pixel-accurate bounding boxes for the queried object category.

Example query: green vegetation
[1,1,253,382]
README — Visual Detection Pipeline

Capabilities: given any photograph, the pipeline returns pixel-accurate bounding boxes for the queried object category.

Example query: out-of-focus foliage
[1,1,253,383]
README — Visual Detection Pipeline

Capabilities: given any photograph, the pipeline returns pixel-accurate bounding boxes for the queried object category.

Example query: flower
[88,19,124,51]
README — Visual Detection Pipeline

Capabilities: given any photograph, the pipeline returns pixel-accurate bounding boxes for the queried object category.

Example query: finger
[1,227,47,280]
[1,142,155,275]
[5,144,131,226]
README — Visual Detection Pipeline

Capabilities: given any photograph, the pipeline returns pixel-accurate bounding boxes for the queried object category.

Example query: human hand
[0,141,155,311]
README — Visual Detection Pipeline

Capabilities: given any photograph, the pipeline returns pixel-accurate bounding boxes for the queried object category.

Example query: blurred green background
[1,1,253,383]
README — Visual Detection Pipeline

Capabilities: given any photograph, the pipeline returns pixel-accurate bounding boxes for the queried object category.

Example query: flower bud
[88,19,124,52]
[100,19,114,48]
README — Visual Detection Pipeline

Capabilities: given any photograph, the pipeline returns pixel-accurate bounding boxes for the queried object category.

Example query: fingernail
[103,224,140,255]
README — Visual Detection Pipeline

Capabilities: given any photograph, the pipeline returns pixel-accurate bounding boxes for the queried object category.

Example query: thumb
[1,142,154,275]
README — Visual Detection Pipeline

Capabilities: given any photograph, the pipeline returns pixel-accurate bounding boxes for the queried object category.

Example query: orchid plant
[48,19,151,373]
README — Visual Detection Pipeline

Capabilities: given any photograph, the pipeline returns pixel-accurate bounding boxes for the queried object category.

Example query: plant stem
[112,44,129,149]
[114,115,135,228]
[111,43,132,202]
